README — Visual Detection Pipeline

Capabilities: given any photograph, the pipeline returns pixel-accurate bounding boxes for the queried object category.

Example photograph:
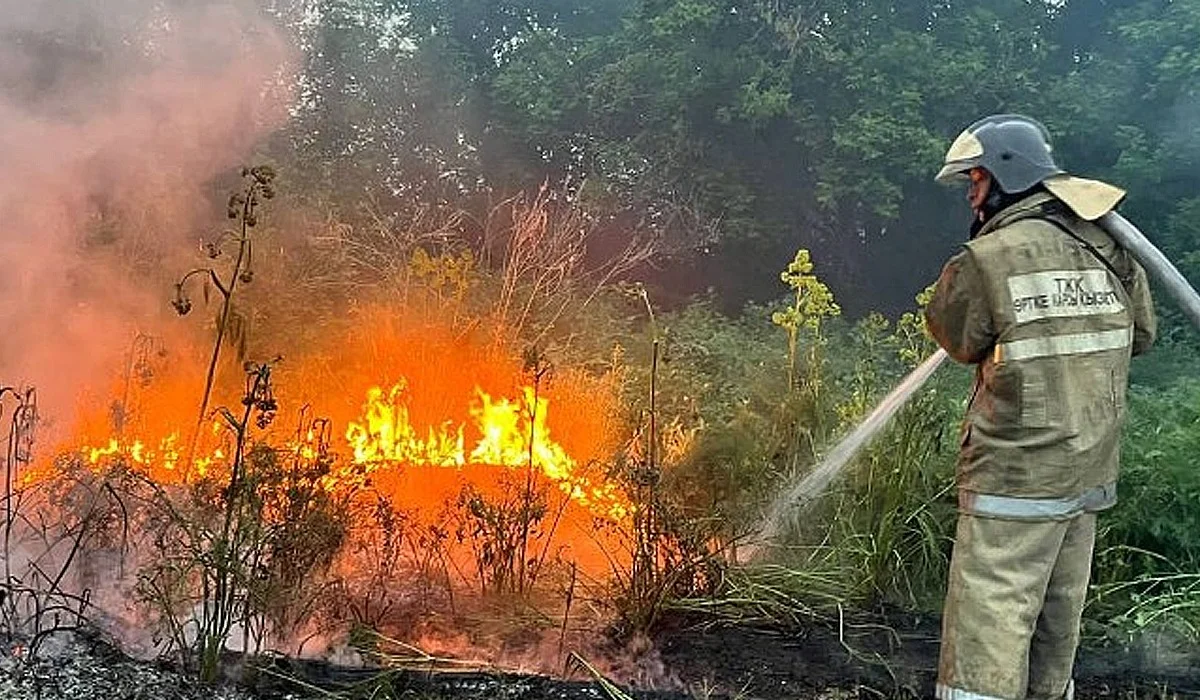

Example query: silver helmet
[935,114,1064,194]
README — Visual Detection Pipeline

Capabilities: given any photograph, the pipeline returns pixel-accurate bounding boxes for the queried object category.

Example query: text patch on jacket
[1008,269,1125,324]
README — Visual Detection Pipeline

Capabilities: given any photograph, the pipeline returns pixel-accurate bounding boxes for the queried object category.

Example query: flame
[54,377,628,521]
[30,308,629,532]
[345,379,627,519]
[346,380,466,467]
[33,424,229,488]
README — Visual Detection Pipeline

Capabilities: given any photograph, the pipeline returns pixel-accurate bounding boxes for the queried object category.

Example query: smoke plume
[0,0,294,433]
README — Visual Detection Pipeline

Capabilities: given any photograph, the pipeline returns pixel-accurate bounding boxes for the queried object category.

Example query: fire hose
[1099,212,1200,331]
[750,211,1200,551]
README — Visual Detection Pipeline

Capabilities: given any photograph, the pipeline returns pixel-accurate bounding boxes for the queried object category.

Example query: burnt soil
[246,608,1200,700]
[645,609,1200,699]
[6,611,1200,700]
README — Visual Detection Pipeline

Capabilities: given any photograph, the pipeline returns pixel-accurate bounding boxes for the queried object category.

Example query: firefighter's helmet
[935,114,1064,194]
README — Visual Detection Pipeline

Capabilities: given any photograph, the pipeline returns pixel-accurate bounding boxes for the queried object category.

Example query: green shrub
[1100,378,1200,580]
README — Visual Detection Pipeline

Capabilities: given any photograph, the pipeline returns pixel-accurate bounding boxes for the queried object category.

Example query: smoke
[0,0,294,433]
[1166,91,1200,168]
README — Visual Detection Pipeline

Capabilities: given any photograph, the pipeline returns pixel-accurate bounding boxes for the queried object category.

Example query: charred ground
[4,2,1200,699]
[6,612,1200,700]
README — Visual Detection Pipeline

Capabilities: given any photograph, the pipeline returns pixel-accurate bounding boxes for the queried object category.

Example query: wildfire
[346,380,466,467]
[43,379,626,520]
[345,379,627,519]
[29,309,629,524]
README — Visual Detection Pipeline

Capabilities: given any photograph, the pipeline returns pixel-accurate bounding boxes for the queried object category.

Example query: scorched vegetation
[3,1,1200,699]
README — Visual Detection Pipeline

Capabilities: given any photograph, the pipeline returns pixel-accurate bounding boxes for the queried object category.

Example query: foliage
[826,374,958,608]
[133,365,352,681]
[172,166,278,451]
[128,169,353,680]
[0,388,108,660]
[336,494,451,634]
[1083,378,1200,642]
[1098,379,1200,581]
[1,387,42,637]
[609,265,963,627]
[269,0,1200,326]
[772,249,842,393]
[454,476,554,597]
[788,287,961,610]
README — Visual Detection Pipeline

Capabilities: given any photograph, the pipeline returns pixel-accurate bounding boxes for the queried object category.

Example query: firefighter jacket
[925,192,1156,520]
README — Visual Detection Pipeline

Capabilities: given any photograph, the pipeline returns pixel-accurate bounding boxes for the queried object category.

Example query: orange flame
[345,379,627,519]
[32,308,629,529]
[346,380,466,467]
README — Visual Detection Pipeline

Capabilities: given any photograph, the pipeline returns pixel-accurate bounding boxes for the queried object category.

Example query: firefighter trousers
[936,511,1096,700]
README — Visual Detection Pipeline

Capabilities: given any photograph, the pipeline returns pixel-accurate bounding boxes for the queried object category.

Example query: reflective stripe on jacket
[925,192,1156,520]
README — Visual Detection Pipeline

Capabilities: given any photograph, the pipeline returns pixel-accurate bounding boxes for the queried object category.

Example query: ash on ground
[0,632,296,700]
[0,631,654,700]
[5,621,1200,700]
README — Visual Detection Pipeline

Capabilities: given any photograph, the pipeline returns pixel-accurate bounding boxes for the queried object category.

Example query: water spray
[746,348,948,553]
[748,210,1200,555]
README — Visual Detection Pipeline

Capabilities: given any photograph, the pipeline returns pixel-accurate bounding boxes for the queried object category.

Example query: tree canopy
[271,0,1200,318]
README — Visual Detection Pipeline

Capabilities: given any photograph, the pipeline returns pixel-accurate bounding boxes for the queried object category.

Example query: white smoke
[0,0,295,434]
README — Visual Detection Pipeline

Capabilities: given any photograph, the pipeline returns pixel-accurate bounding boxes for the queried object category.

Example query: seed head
[171,295,192,316]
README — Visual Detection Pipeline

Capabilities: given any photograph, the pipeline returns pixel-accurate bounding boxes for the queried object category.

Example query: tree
[273,0,1200,321]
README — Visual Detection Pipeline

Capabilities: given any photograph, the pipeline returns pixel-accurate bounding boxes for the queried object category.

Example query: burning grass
[48,310,627,523]
[3,167,1199,699]
[0,168,661,683]
[4,320,632,681]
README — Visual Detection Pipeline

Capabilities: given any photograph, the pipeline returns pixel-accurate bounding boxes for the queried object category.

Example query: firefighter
[924,114,1157,700]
